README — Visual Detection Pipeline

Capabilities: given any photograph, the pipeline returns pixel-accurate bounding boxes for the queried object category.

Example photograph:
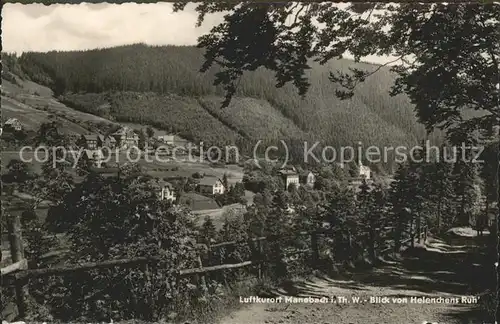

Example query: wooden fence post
[256,239,262,280]
[219,248,227,285]
[7,214,29,319]
[416,214,422,244]
[206,243,212,267]
[197,254,207,290]
[393,226,399,255]
[409,220,415,248]
[347,231,353,260]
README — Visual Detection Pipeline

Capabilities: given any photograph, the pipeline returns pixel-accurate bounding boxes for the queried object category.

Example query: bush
[40,170,201,321]
[192,172,204,179]
[478,289,496,322]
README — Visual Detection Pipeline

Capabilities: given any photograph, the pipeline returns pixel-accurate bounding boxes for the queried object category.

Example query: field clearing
[1,151,45,174]
[131,154,245,182]
[24,94,118,125]
[145,163,244,184]
[120,122,186,138]
[2,77,54,98]
[2,96,90,135]
[1,150,242,176]
[193,203,247,229]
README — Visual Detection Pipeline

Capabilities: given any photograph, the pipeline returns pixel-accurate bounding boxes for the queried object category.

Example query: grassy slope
[1,73,120,135]
[2,80,92,135]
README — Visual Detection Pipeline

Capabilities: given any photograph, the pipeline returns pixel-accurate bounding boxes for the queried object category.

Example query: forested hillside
[16,44,443,169]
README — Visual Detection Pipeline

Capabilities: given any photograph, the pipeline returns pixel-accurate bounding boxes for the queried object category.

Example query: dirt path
[219,234,488,324]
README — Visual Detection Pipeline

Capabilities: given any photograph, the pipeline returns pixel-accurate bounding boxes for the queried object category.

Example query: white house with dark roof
[154,179,176,202]
[111,126,139,149]
[359,162,371,180]
[300,171,316,188]
[279,167,300,189]
[79,134,117,150]
[99,134,117,149]
[197,177,225,195]
[157,134,175,145]
[5,118,22,131]
[81,134,100,149]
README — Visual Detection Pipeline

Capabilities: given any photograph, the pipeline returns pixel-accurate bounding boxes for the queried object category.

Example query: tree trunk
[459,194,469,226]
[409,216,415,248]
[485,200,490,230]
[437,198,442,231]
[394,222,402,253]
[368,228,376,261]
[416,212,421,244]
[311,232,319,267]
[347,231,353,261]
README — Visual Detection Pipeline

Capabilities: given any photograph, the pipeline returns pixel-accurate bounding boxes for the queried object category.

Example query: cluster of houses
[279,167,316,189]
[75,125,231,208]
[150,176,228,210]
[79,126,139,150]
[76,124,372,208]
[279,162,371,190]
[78,126,140,167]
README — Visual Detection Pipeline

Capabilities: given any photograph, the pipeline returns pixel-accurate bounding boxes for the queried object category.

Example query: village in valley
[2,114,375,229]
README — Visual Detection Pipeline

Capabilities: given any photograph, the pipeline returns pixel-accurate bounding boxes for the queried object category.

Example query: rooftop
[198,177,222,186]
[155,179,174,189]
[279,170,298,176]
[5,118,20,124]
[178,192,220,211]
[83,134,100,141]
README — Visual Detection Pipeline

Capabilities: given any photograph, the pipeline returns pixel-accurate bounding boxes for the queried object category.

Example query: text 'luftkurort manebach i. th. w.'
[239,295,480,305]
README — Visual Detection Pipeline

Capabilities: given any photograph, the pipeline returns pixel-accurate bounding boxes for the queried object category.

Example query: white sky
[2,3,391,65]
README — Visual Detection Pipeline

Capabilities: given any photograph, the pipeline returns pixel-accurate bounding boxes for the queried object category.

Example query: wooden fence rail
[1,259,28,276]
[180,260,255,276]
[1,213,428,320]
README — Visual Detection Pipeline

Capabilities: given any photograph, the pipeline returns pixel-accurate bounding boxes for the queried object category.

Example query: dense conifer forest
[11,45,445,170]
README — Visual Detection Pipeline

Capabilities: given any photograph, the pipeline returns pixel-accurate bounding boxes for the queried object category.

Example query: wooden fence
[1,214,428,319]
